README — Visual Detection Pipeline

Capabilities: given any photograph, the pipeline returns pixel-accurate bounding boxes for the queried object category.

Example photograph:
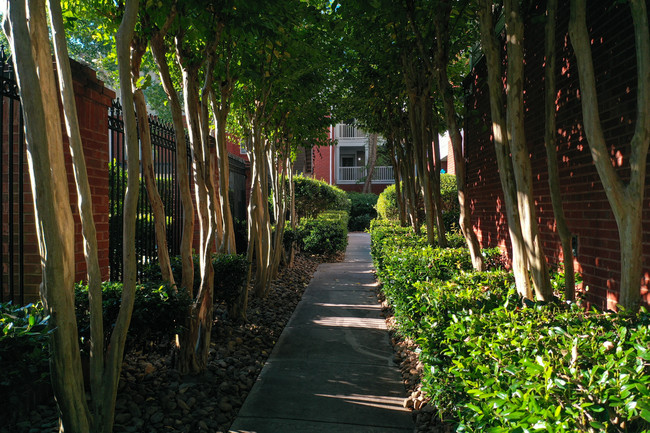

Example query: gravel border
[4,252,341,433]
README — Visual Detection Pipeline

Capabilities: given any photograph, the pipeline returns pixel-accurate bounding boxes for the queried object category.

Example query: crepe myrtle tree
[3,0,140,431]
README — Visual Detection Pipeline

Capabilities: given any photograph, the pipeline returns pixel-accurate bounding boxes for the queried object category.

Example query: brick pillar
[65,60,114,285]
[8,60,113,303]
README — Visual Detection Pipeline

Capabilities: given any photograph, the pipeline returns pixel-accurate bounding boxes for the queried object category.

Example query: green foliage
[442,305,650,432]
[440,173,459,212]
[376,184,400,220]
[445,228,467,248]
[141,251,249,312]
[298,210,349,255]
[212,254,248,307]
[347,192,378,231]
[0,302,52,423]
[75,281,191,349]
[370,221,650,431]
[293,175,350,219]
[440,174,460,233]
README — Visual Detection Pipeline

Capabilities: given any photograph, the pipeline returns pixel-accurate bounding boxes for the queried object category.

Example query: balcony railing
[338,166,394,184]
[337,124,366,139]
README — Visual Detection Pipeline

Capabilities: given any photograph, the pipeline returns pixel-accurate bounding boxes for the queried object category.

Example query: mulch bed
[4,252,342,433]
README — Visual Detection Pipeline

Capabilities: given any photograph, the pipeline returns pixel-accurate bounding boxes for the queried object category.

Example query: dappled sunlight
[314,393,406,412]
[312,316,386,330]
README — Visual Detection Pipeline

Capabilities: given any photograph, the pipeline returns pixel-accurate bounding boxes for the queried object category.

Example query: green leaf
[135,74,152,90]
[640,409,650,422]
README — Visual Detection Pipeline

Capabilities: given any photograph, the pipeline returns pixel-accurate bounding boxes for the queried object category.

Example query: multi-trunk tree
[544,0,575,301]
[477,0,553,301]
[569,0,649,310]
[3,1,140,431]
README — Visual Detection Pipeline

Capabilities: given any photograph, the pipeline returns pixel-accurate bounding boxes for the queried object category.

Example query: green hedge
[293,175,350,219]
[347,192,378,231]
[376,176,460,232]
[376,184,401,221]
[370,220,650,431]
[141,252,249,313]
[75,281,192,349]
[298,210,349,255]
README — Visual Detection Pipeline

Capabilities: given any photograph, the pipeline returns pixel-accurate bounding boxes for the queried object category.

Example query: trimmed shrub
[441,305,650,431]
[75,281,192,349]
[212,254,248,308]
[347,192,378,231]
[376,184,399,220]
[298,210,349,255]
[440,173,459,212]
[369,221,650,431]
[294,175,350,219]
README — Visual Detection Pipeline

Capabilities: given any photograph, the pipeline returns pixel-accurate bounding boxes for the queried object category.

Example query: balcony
[336,124,366,139]
[338,166,394,184]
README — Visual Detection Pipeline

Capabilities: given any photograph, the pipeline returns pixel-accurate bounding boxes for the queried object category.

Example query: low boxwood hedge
[298,210,349,255]
[370,220,650,431]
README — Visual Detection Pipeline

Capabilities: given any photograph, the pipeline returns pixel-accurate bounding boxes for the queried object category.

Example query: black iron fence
[0,51,249,301]
[0,47,26,304]
[108,101,249,281]
[108,100,190,281]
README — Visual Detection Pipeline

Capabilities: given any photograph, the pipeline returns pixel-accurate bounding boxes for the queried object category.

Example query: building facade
[311,123,395,194]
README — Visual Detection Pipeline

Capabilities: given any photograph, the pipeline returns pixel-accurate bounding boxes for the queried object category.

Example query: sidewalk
[229,233,413,433]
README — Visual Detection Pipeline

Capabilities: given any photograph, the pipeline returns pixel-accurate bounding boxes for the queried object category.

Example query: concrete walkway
[229,233,413,433]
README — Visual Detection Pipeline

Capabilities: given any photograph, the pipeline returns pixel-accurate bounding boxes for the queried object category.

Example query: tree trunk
[178,57,209,282]
[288,162,297,267]
[405,80,436,244]
[175,42,219,373]
[430,131,447,247]
[504,0,552,301]
[267,145,288,286]
[544,0,574,301]
[101,2,141,431]
[390,142,407,226]
[150,30,194,293]
[131,38,175,286]
[396,138,419,232]
[4,1,91,430]
[363,133,378,193]
[569,0,650,310]
[210,90,237,254]
[46,0,105,426]
[433,0,484,269]
[251,127,273,297]
[477,0,532,300]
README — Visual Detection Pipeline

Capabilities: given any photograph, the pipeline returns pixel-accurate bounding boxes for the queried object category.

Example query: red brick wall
[312,144,333,183]
[226,133,249,162]
[67,61,113,287]
[446,136,456,176]
[464,0,649,309]
[4,60,113,303]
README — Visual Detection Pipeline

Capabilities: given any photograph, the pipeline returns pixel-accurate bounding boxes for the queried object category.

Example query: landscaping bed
[371,220,650,432]
[1,252,339,433]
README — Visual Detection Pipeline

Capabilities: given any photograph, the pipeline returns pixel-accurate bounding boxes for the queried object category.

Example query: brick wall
[67,60,113,286]
[464,0,649,308]
[312,144,333,183]
[446,136,456,176]
[5,60,113,303]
